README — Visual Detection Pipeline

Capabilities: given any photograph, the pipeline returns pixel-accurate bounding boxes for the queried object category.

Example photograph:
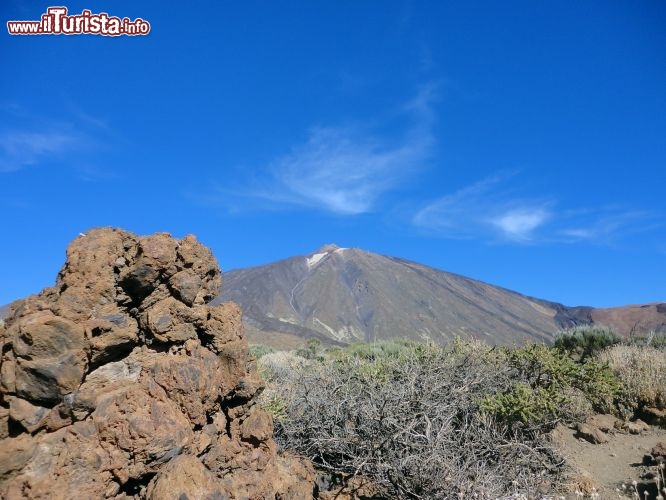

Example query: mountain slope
[4,245,663,348]
[215,245,589,347]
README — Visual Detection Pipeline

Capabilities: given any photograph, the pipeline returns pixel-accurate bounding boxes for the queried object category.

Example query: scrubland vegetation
[252,327,666,499]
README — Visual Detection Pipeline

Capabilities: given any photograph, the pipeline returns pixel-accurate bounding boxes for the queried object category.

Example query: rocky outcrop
[0,228,314,499]
[575,422,609,444]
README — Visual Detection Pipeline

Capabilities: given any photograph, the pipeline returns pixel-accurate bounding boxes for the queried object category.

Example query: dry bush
[256,351,315,423]
[597,344,666,413]
[257,350,313,383]
[272,342,569,499]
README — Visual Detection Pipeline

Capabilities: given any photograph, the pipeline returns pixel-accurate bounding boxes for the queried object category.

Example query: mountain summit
[215,245,664,348]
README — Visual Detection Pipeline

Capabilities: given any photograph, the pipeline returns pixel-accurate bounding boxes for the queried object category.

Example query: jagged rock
[7,396,49,433]
[576,423,609,444]
[147,339,227,427]
[93,381,194,482]
[85,306,139,366]
[139,297,206,343]
[0,434,37,483]
[144,454,223,499]
[168,270,202,306]
[0,228,314,499]
[12,310,88,404]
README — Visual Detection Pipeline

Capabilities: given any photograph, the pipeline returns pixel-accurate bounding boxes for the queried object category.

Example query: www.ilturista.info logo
[7,7,150,36]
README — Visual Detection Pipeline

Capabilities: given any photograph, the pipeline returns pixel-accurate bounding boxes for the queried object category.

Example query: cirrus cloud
[212,84,438,215]
[414,172,660,245]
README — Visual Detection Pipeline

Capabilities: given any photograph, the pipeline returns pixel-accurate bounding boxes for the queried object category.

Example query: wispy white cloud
[219,85,437,215]
[491,208,551,241]
[414,172,552,242]
[557,210,660,244]
[0,131,80,172]
[414,173,659,245]
[264,125,430,214]
[0,104,116,177]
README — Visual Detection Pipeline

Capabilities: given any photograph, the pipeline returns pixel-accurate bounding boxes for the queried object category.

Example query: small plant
[554,325,621,360]
[597,344,666,416]
[259,391,289,422]
[296,338,324,360]
[249,343,275,360]
[481,343,621,427]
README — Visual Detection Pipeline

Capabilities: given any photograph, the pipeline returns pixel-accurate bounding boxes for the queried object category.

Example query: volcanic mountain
[215,244,665,348]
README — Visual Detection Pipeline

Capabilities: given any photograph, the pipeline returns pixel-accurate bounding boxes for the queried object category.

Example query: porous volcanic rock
[0,228,314,499]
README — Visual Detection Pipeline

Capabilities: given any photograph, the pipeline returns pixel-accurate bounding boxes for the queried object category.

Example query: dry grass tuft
[598,345,666,413]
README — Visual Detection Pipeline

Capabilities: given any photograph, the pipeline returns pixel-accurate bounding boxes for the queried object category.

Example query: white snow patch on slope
[307,252,328,269]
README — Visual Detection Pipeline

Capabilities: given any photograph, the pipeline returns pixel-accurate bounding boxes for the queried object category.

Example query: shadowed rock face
[0,228,313,499]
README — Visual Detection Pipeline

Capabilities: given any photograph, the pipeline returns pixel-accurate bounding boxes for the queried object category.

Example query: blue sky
[1,1,665,307]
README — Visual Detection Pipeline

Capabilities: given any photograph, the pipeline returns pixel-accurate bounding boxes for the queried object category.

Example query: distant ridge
[213,245,666,348]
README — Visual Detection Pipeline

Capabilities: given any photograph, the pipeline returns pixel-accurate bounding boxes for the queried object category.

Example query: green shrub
[481,383,567,425]
[482,343,621,426]
[249,343,275,360]
[554,325,621,360]
[295,338,323,360]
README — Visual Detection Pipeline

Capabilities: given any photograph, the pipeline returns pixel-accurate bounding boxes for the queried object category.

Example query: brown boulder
[1,421,118,499]
[585,413,620,433]
[139,296,205,343]
[651,442,666,464]
[145,454,223,499]
[13,311,87,404]
[623,418,650,435]
[176,234,221,303]
[167,269,203,306]
[146,339,227,426]
[576,423,609,444]
[0,228,315,498]
[0,434,36,483]
[55,228,136,321]
[7,396,49,433]
[85,306,139,366]
[93,381,194,482]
